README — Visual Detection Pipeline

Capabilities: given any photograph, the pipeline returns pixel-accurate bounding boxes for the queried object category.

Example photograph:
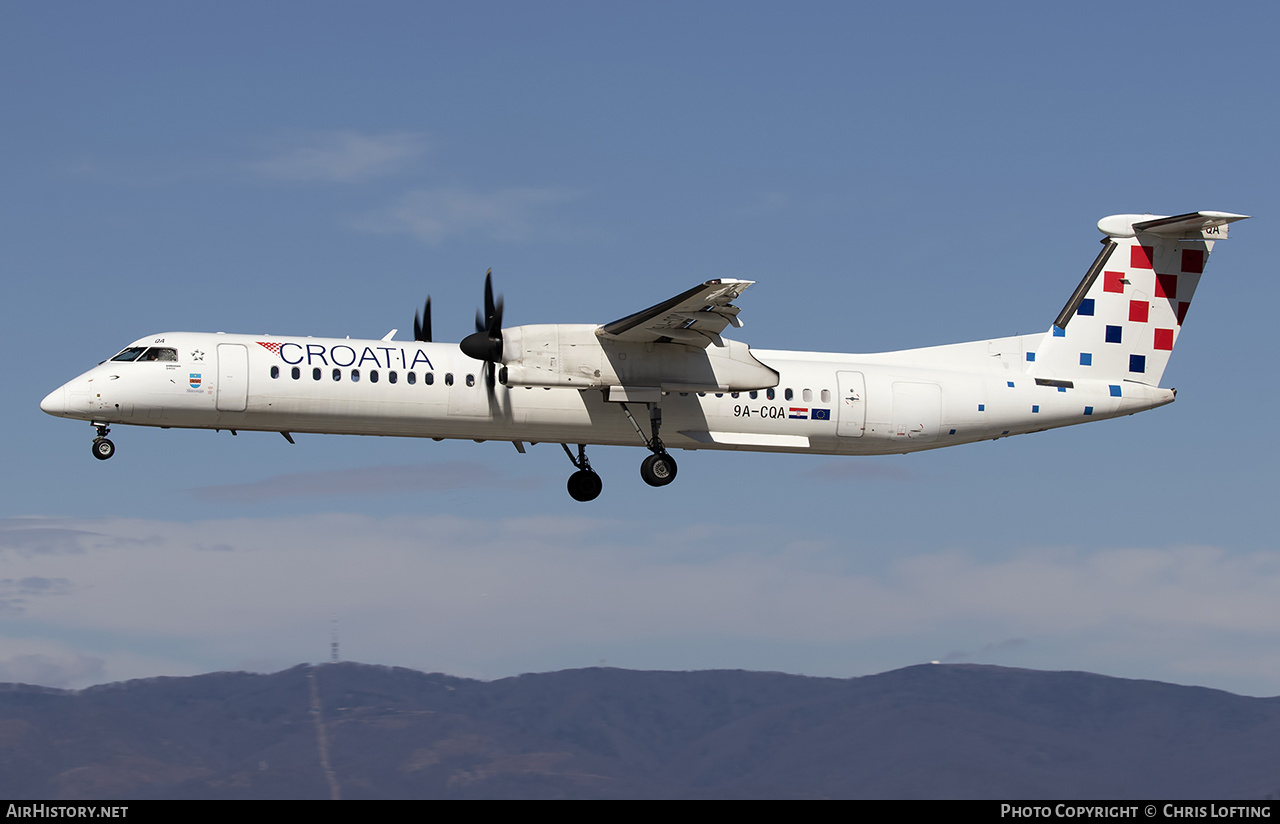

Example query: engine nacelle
[498,324,778,392]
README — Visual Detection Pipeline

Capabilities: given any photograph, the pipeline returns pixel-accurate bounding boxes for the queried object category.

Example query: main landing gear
[91,425,115,461]
[562,444,603,502]
[558,402,680,501]
[621,401,677,488]
[640,452,677,486]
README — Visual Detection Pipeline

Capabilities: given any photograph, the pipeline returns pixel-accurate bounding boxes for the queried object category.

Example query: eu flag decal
[811,408,831,421]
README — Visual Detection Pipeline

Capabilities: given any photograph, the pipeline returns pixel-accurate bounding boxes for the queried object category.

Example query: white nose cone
[40,387,66,416]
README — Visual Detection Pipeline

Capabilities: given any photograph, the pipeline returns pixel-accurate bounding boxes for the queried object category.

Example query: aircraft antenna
[330,616,340,664]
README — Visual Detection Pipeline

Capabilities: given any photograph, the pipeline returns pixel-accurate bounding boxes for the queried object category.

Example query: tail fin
[1029,211,1248,386]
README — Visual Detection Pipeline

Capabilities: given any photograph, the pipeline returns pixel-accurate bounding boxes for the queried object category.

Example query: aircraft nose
[40,386,67,416]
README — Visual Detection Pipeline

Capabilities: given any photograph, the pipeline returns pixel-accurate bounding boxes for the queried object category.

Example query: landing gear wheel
[91,438,115,461]
[640,452,677,487]
[567,470,603,502]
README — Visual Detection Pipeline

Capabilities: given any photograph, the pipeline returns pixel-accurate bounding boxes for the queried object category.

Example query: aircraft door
[836,371,866,437]
[216,344,248,412]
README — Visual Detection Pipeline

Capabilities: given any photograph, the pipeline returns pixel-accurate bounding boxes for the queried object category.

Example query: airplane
[40,210,1247,501]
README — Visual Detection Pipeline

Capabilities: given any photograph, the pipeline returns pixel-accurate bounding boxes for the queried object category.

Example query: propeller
[412,297,432,343]
[459,269,504,387]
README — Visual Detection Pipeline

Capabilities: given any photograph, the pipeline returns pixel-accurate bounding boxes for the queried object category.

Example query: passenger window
[445,373,454,386]
[425,372,434,386]
[407,372,416,385]
[785,388,793,401]
[466,374,475,387]
[389,371,397,384]
[270,366,280,379]
[766,388,775,400]
[291,367,300,380]
[370,370,379,384]
[313,368,321,381]
[803,388,812,402]
[332,368,341,382]
[821,389,831,403]
[352,369,360,382]
[750,391,758,399]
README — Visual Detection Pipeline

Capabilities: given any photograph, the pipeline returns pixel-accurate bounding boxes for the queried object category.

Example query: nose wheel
[91,425,115,461]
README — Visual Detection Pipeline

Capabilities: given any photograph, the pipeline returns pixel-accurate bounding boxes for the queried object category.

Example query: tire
[640,452,677,487]
[91,438,115,461]
[567,470,603,502]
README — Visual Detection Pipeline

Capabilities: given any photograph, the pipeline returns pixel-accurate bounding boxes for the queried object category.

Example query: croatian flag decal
[788,408,808,420]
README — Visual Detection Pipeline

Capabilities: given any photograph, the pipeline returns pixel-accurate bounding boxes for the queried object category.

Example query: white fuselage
[40,330,1174,456]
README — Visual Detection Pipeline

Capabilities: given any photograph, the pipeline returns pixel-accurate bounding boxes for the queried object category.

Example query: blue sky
[3,2,1279,695]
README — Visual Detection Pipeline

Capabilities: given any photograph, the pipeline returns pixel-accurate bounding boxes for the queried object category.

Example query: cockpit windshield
[110,346,178,362]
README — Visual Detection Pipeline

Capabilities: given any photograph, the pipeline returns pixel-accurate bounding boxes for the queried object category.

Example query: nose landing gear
[91,425,115,461]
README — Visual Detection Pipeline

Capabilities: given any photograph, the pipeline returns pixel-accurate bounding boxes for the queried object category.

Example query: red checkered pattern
[1131,245,1154,269]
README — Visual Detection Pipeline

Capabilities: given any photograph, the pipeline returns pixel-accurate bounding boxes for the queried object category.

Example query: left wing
[596,279,754,346]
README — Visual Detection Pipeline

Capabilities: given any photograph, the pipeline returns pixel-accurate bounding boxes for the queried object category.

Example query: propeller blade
[461,268,505,367]
[483,269,495,326]
[488,295,504,360]
[413,297,432,343]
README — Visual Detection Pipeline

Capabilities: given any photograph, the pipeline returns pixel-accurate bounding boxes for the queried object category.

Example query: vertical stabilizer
[1029,211,1247,386]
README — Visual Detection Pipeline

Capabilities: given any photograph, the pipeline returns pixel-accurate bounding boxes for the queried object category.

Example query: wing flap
[598,279,754,346]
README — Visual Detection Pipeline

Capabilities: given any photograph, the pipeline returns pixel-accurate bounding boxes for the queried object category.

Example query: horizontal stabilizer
[1098,211,1249,239]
